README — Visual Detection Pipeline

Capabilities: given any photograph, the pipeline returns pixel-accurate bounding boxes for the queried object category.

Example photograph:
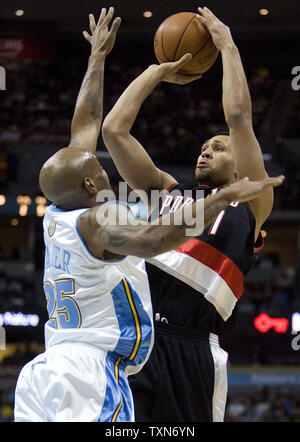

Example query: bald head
[39,147,111,209]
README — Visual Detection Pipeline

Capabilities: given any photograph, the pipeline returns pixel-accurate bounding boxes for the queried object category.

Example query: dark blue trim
[75,202,129,263]
[97,354,133,422]
[49,204,70,213]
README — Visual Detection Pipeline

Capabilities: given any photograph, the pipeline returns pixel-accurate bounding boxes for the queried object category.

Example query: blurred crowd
[0,56,298,207]
[0,272,35,311]
[225,387,300,422]
[0,45,299,423]
[240,253,295,319]
[0,58,276,164]
[1,384,300,422]
[0,390,14,422]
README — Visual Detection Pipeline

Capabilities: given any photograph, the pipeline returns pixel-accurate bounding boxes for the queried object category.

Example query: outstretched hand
[224,175,285,204]
[150,54,203,85]
[197,7,233,51]
[83,7,121,58]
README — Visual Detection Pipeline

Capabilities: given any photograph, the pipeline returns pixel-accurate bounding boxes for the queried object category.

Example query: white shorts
[14,342,135,422]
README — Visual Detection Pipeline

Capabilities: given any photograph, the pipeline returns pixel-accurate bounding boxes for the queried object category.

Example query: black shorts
[129,321,228,422]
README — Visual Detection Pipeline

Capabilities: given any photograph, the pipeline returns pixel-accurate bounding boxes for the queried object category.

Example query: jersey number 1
[208,202,239,235]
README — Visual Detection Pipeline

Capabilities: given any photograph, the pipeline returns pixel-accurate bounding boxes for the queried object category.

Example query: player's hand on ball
[223,175,285,203]
[197,7,233,51]
[153,54,203,84]
[83,7,121,57]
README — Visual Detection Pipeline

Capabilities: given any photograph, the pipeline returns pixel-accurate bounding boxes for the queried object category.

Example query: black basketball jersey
[146,183,263,335]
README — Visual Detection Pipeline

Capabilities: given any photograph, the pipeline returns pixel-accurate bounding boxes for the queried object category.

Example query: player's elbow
[102,117,127,142]
[226,109,252,128]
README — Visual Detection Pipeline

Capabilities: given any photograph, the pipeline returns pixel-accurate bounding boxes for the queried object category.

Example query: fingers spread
[264,175,285,187]
[97,8,107,27]
[110,16,121,34]
[103,6,115,27]
[203,7,215,17]
[89,13,96,33]
[83,31,91,43]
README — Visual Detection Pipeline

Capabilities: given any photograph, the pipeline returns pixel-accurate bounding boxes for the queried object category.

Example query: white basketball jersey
[42,204,154,375]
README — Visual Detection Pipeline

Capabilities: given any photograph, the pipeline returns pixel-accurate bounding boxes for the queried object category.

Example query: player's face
[195,135,236,186]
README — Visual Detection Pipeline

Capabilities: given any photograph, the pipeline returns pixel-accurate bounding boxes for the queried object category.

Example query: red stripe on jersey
[175,238,244,299]
[166,182,179,192]
[254,231,264,253]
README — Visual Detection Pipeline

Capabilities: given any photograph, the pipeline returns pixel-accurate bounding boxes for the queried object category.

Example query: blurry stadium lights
[19,204,28,216]
[292,313,300,333]
[259,8,269,16]
[254,313,289,333]
[35,196,47,217]
[17,195,31,217]
[36,204,47,217]
[0,195,6,206]
[0,311,39,327]
[15,9,24,17]
[17,195,31,205]
[10,218,19,226]
[143,11,153,18]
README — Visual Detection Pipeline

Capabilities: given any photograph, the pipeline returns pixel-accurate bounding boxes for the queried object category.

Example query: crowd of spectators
[0,44,299,423]
[0,57,277,164]
[225,387,300,422]
[0,272,35,311]
[1,55,298,206]
[240,253,295,319]
[0,390,14,422]
[284,94,300,137]
[1,383,300,422]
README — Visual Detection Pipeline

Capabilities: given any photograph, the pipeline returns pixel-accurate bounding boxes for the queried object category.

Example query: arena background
[0,0,299,422]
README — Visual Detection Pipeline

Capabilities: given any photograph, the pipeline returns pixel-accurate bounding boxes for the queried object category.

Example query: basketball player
[13,7,281,423]
[101,7,281,421]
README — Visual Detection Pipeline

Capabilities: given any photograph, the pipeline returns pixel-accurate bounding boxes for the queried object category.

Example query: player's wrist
[145,64,165,83]
[215,187,234,205]
[89,52,106,65]
[220,40,237,53]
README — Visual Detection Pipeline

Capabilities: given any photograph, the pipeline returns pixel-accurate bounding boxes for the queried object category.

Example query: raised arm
[198,7,272,238]
[68,8,121,152]
[102,55,202,203]
[77,175,284,260]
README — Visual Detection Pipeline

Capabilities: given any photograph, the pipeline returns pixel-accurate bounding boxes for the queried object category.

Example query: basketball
[154,12,219,75]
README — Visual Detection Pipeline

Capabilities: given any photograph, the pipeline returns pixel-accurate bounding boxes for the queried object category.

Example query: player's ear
[83,177,98,194]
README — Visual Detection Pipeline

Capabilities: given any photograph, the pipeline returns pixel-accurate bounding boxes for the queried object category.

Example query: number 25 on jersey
[44,278,82,329]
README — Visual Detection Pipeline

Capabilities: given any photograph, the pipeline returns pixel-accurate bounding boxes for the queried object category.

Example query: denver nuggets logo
[48,220,56,237]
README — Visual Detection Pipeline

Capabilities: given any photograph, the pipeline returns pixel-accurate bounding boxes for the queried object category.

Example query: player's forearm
[103,66,161,134]
[144,189,232,256]
[70,55,105,146]
[221,44,252,126]
[98,190,231,258]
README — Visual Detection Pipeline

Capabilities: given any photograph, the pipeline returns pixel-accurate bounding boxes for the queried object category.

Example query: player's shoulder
[166,182,198,194]
[79,201,136,231]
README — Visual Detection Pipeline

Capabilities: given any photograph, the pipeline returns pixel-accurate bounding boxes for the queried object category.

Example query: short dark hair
[214,129,230,137]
